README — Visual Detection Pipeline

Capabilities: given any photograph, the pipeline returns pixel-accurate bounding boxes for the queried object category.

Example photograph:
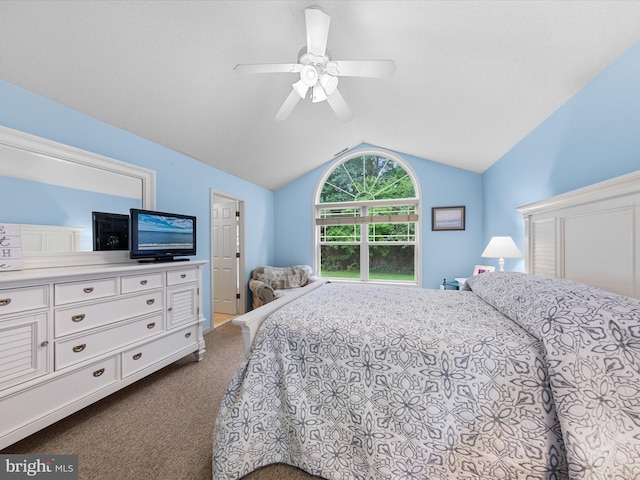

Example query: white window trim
[313,148,422,286]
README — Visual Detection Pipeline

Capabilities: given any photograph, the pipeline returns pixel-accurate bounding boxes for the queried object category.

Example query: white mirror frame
[0,125,156,269]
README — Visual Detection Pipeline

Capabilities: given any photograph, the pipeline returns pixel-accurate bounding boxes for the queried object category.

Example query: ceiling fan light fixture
[311,84,327,103]
[300,64,319,87]
[325,61,339,76]
[292,79,309,99]
[319,73,338,95]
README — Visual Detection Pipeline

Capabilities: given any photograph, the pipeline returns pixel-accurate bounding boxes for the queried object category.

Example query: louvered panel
[0,324,35,382]
[167,288,196,329]
[532,219,556,278]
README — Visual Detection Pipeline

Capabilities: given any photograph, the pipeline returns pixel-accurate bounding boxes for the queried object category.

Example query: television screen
[130,208,196,262]
[92,211,129,251]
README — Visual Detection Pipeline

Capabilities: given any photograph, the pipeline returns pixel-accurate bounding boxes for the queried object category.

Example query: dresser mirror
[0,125,156,268]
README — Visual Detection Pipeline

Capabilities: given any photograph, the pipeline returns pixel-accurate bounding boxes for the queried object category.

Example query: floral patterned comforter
[213,273,640,479]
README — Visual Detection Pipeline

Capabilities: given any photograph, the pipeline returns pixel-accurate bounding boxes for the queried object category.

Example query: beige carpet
[1,323,321,480]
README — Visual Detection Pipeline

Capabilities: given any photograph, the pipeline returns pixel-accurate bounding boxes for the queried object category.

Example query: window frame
[313,149,421,285]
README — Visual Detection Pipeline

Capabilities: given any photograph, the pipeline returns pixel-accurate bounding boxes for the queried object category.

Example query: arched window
[314,150,420,284]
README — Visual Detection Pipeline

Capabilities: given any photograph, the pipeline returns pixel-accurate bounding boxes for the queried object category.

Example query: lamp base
[498,258,505,272]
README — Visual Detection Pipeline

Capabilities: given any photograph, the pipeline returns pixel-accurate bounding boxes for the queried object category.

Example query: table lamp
[481,236,523,272]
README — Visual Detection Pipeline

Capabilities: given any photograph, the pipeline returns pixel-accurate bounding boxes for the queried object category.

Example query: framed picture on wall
[432,206,465,231]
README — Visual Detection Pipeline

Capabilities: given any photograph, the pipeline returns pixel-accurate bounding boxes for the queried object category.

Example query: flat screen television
[92,211,129,251]
[129,208,196,262]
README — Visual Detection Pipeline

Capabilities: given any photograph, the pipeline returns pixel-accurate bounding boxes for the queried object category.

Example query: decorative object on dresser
[431,205,465,231]
[0,224,23,271]
[480,235,523,271]
[0,260,207,450]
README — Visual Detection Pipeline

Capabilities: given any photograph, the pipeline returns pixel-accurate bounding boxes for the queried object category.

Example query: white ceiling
[1,1,639,191]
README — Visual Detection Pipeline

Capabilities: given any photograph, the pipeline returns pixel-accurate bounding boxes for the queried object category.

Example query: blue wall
[274,145,484,289]
[0,80,275,328]
[483,41,640,272]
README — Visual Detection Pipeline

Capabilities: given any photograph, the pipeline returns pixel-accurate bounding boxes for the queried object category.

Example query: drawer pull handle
[181,274,187,279]
[168,307,173,312]
[146,298,155,305]
[133,353,142,360]
[0,298,11,307]
[93,368,105,377]
[185,332,192,338]
[83,287,94,294]
[41,340,49,347]
[140,280,148,285]
[146,322,156,329]
[73,344,86,353]
[72,314,85,322]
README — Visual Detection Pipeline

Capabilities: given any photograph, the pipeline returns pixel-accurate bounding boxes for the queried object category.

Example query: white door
[213,202,239,314]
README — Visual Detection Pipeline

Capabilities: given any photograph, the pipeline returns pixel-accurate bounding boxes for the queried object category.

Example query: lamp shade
[481,236,523,271]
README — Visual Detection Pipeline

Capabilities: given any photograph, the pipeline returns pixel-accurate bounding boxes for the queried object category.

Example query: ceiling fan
[234,5,395,122]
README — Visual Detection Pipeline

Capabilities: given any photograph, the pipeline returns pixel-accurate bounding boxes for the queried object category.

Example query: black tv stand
[137,257,190,264]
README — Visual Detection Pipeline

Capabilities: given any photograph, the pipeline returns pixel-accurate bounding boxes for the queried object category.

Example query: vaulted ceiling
[1,1,639,190]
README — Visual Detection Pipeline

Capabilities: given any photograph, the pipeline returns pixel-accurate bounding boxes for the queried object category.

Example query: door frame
[210,189,247,323]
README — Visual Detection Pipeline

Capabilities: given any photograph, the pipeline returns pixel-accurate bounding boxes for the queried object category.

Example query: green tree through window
[316,153,419,283]
[320,155,415,203]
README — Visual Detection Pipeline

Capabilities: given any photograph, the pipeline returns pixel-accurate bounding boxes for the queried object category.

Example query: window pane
[369,245,415,281]
[319,155,415,203]
[319,207,361,222]
[320,244,360,279]
[368,205,416,216]
[369,223,415,242]
[320,224,360,242]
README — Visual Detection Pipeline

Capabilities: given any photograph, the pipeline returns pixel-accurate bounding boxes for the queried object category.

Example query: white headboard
[518,170,640,299]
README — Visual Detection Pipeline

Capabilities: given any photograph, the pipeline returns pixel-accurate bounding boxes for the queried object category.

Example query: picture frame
[473,265,495,275]
[431,206,465,231]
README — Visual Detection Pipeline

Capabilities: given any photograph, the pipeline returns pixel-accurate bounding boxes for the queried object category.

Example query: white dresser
[0,260,207,449]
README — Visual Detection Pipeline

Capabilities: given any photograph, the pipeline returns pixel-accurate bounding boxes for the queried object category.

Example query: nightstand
[441,278,459,290]
[440,277,468,290]
[455,277,468,289]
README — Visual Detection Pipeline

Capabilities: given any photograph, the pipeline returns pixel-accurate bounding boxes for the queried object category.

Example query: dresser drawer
[0,285,48,317]
[0,355,118,439]
[55,291,164,337]
[166,268,197,286]
[121,273,164,294]
[121,325,197,378]
[54,278,118,306]
[55,312,163,370]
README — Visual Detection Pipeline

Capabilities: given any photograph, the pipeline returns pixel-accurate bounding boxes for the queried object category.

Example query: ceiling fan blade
[328,60,396,78]
[326,88,354,123]
[275,88,302,121]
[305,6,330,58]
[234,63,302,74]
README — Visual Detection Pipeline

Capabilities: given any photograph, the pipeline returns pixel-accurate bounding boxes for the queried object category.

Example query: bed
[213,172,640,479]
